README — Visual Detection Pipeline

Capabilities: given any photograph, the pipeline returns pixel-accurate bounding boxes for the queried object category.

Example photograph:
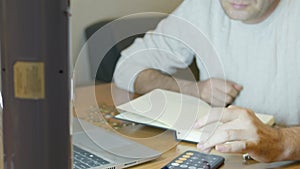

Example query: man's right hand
[134,69,242,107]
[179,78,242,107]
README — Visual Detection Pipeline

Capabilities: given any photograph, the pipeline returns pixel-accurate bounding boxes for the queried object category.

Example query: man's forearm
[134,69,241,107]
[280,126,300,161]
[134,69,181,94]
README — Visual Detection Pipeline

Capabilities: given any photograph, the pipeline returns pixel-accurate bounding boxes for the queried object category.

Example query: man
[113,0,300,162]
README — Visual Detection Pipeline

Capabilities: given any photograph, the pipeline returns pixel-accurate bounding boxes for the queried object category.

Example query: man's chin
[226,11,251,22]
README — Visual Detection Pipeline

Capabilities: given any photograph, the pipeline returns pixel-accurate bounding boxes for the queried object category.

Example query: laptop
[72,118,161,169]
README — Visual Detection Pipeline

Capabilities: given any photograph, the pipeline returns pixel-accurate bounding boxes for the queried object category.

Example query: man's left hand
[194,106,285,162]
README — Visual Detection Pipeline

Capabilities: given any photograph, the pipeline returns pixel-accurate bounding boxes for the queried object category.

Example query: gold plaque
[13,61,45,99]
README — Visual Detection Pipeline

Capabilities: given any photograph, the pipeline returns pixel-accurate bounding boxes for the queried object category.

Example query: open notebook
[115,89,275,143]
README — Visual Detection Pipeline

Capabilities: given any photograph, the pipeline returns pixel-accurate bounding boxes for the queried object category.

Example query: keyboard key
[73,145,110,169]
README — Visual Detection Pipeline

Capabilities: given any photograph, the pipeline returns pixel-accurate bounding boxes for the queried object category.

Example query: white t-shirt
[113,0,300,126]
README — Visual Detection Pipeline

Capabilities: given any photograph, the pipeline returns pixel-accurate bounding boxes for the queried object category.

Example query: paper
[116,89,275,143]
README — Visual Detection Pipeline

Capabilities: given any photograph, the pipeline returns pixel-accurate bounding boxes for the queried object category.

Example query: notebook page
[117,89,210,128]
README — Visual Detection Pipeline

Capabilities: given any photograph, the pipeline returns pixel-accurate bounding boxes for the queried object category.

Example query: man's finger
[198,128,249,150]
[210,90,233,106]
[213,79,242,97]
[194,107,240,128]
[215,141,247,153]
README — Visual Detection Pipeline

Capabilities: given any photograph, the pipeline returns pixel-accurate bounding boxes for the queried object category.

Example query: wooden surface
[74,84,300,169]
[73,83,300,169]
[0,83,298,169]
[0,84,300,169]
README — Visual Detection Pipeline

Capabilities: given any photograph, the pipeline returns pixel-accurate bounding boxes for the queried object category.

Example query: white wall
[71,0,183,85]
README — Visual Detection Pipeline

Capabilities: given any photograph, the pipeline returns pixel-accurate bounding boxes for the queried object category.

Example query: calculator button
[175,160,183,163]
[179,158,187,161]
[191,157,199,160]
[188,166,197,169]
[186,152,194,155]
[180,164,188,168]
[171,162,180,166]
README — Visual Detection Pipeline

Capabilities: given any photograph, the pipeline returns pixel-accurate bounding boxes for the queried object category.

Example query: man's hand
[194,106,286,162]
[180,78,242,107]
[134,69,242,107]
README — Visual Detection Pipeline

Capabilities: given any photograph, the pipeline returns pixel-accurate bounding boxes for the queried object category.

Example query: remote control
[161,150,224,169]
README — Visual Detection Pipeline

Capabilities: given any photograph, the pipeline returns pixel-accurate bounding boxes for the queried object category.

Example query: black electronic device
[161,150,224,169]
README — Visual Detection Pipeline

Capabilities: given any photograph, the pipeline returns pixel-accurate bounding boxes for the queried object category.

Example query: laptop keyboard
[73,145,110,169]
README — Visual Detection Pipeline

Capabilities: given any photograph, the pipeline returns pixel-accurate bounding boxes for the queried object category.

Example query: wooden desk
[74,83,300,169]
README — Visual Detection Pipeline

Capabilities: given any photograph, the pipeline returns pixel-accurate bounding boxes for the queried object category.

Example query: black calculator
[161,150,225,169]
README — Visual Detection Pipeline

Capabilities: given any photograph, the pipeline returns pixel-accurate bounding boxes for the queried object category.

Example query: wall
[70,0,183,85]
